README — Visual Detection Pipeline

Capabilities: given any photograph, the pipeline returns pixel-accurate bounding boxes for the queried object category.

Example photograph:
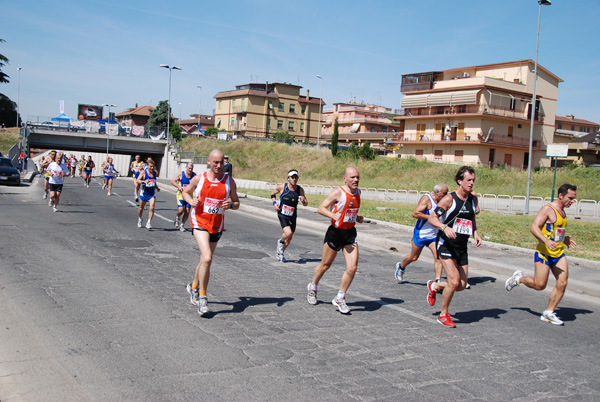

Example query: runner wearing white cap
[271,169,308,262]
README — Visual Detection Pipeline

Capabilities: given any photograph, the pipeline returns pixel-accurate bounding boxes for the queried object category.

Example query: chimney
[567,114,575,120]
[306,89,310,100]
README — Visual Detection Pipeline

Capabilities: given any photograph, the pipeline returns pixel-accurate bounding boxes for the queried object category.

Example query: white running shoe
[145,221,152,230]
[107,192,111,196]
[395,262,405,283]
[307,283,317,305]
[276,239,284,260]
[43,192,48,199]
[102,183,106,189]
[48,199,53,207]
[137,218,143,228]
[175,217,180,227]
[505,270,523,291]
[198,297,210,317]
[332,297,350,314]
[540,310,564,326]
[179,223,186,232]
[52,206,57,213]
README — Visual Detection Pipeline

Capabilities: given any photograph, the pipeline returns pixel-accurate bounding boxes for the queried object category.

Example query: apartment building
[553,115,600,166]
[213,82,323,140]
[320,102,403,149]
[391,60,563,168]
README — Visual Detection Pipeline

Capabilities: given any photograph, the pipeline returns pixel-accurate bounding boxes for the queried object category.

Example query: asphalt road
[1,176,599,401]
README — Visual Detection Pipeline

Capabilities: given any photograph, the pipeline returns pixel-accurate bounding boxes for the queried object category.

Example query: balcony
[232,106,247,114]
[394,131,542,150]
[401,104,544,124]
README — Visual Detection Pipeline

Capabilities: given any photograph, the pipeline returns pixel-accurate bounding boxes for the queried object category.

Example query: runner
[426,166,482,328]
[69,154,77,177]
[505,184,578,326]
[40,150,57,199]
[271,169,308,262]
[130,155,144,202]
[170,162,196,232]
[136,158,160,229]
[395,183,448,283]
[103,157,119,196]
[78,155,85,177]
[182,149,240,317]
[83,156,95,188]
[307,167,364,314]
[46,151,70,212]
[100,156,110,190]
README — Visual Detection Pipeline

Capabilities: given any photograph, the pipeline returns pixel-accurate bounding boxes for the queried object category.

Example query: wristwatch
[441,224,448,231]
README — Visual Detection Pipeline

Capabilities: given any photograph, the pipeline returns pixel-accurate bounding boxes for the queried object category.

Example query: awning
[350,123,360,133]
[401,90,480,108]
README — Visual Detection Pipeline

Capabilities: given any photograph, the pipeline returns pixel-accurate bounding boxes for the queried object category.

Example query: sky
[2,0,600,123]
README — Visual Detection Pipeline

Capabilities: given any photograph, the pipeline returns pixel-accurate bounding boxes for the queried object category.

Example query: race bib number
[555,228,566,242]
[343,208,359,223]
[52,170,63,179]
[146,179,156,188]
[281,205,295,216]
[133,166,140,172]
[204,197,225,214]
[453,218,473,235]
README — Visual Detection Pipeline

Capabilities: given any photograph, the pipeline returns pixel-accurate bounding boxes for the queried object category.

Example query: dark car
[0,157,20,186]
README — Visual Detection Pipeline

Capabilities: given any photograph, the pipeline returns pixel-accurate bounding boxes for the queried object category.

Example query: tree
[0,39,9,84]
[205,126,219,137]
[0,93,19,127]
[273,131,295,143]
[170,121,182,142]
[358,141,375,160]
[146,100,170,131]
[331,118,339,156]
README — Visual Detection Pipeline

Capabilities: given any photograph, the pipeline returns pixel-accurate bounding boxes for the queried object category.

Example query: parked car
[0,157,20,186]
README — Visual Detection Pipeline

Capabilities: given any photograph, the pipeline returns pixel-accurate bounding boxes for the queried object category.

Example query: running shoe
[307,283,317,305]
[505,270,523,291]
[186,283,199,306]
[137,218,143,228]
[465,282,471,289]
[540,310,564,326]
[145,221,152,230]
[174,217,180,227]
[179,223,186,232]
[437,312,456,328]
[102,183,106,190]
[332,297,350,314]
[395,263,405,283]
[43,192,48,199]
[107,192,111,196]
[198,297,209,317]
[427,280,437,306]
[276,239,284,260]
[52,206,57,213]
[48,199,53,207]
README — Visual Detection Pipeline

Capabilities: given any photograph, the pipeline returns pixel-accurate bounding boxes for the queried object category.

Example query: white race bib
[146,179,156,188]
[281,205,295,216]
[204,197,225,214]
[555,228,566,242]
[343,208,359,223]
[453,218,473,235]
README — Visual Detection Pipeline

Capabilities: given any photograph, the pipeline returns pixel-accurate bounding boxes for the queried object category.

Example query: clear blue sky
[2,0,599,123]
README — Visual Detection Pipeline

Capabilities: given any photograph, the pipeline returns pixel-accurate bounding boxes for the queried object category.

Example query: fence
[235,178,599,218]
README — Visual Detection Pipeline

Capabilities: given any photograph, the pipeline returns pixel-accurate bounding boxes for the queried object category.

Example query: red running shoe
[437,313,456,328]
[427,280,437,306]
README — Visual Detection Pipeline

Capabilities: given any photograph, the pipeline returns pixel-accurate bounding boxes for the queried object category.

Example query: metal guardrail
[235,178,599,218]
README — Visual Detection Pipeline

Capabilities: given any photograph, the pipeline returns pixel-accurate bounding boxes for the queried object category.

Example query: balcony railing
[395,132,542,149]
[400,104,544,123]
[232,106,247,114]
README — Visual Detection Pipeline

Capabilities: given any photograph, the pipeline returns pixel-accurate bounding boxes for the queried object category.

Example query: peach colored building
[390,60,563,168]
[553,115,600,166]
[115,105,155,128]
[213,82,323,140]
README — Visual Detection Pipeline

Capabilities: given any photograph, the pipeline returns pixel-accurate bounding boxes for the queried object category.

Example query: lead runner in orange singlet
[306,167,364,315]
[182,149,240,317]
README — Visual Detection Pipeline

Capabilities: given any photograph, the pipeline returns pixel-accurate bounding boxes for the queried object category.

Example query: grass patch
[0,128,19,155]
[240,188,599,261]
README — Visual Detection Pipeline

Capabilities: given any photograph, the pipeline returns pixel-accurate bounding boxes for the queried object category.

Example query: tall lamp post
[197,85,202,135]
[159,64,181,178]
[102,104,116,156]
[316,75,323,147]
[16,67,22,127]
[525,0,551,215]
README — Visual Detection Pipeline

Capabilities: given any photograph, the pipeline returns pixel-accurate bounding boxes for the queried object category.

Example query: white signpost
[546,144,569,201]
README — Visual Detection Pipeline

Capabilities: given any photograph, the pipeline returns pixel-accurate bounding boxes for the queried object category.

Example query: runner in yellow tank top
[505,184,578,326]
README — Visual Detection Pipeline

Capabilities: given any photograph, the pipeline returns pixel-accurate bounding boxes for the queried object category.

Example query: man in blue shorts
[171,162,196,232]
[395,183,448,283]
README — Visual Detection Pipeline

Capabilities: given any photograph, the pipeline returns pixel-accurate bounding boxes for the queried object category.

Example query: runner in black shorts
[426,166,482,328]
[271,169,308,262]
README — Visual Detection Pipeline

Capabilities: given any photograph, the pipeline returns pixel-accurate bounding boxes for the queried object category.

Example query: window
[218,101,222,110]
[300,122,304,132]
[232,99,236,107]
[558,123,562,130]
[278,102,284,112]
[509,97,516,110]
[415,150,424,160]
[434,150,443,161]
[268,101,273,110]
[416,123,426,134]
[277,120,283,129]
[289,104,295,113]
[231,117,235,127]
[458,123,465,134]
[267,118,271,128]
[571,125,575,131]
[301,105,306,114]
[508,126,513,137]
[288,121,294,131]
[216,118,221,128]
[242,99,246,108]
[454,150,464,161]
[435,123,443,134]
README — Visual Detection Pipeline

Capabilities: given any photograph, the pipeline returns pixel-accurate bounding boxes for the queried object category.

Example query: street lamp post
[159,64,181,178]
[102,104,116,156]
[197,85,202,135]
[525,0,551,215]
[316,75,323,147]
[16,67,21,127]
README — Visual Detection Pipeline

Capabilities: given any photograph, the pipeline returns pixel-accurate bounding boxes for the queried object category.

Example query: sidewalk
[156,178,600,301]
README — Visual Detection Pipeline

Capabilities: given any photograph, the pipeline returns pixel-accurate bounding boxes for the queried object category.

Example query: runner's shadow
[467,276,496,286]
[208,296,294,317]
[349,297,404,313]
[289,258,322,264]
[450,308,507,324]
[511,306,593,322]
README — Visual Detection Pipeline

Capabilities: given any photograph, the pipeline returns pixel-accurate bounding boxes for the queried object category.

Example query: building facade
[213,82,323,140]
[390,60,563,168]
[552,115,600,166]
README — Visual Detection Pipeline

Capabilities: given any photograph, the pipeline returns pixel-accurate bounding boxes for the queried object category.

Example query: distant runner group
[36,148,579,327]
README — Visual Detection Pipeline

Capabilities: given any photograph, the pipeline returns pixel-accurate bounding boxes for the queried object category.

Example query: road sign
[546,144,568,157]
